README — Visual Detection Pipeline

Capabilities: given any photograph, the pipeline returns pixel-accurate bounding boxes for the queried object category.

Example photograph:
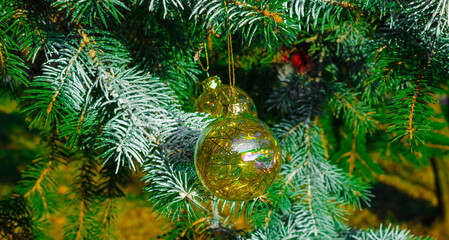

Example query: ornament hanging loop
[190,36,210,74]
[224,0,237,103]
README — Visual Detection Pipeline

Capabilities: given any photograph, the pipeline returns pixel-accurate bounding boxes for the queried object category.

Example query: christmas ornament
[194,102,281,201]
[194,76,257,118]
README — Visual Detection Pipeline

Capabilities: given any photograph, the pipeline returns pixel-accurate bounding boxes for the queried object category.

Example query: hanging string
[227,30,235,89]
[224,1,237,101]
[189,38,210,74]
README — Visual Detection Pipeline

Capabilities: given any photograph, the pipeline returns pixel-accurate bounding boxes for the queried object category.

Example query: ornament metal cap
[201,76,222,91]
[225,101,251,116]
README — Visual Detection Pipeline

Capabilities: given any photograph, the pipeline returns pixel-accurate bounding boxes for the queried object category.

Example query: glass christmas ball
[194,76,257,118]
[194,102,281,201]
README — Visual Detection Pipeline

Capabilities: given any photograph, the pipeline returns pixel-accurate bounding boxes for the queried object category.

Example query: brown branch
[426,143,449,150]
[23,161,51,213]
[349,129,357,175]
[322,0,361,16]
[314,116,329,159]
[305,128,312,149]
[77,108,87,133]
[76,200,85,240]
[281,122,305,141]
[307,176,318,236]
[232,1,283,23]
[265,128,313,228]
[382,54,418,84]
[47,31,89,115]
[101,198,112,240]
[407,57,431,140]
[333,92,373,124]
[76,33,104,134]
[264,166,302,228]
[407,82,420,140]
[23,131,60,211]
[0,42,5,76]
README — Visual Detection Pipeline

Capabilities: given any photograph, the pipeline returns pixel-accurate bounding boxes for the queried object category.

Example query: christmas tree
[1,0,448,239]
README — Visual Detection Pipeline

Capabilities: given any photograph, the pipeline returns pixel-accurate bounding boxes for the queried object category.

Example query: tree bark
[430,156,443,219]
[430,95,449,236]
[431,96,449,237]
[432,156,449,237]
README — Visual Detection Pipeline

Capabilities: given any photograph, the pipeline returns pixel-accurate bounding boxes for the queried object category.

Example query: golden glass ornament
[194,76,257,117]
[194,102,281,201]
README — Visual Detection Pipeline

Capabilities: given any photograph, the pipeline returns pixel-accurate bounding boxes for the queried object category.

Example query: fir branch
[315,117,329,160]
[0,24,29,87]
[263,165,301,228]
[7,0,73,66]
[22,162,50,211]
[0,194,34,239]
[405,58,432,141]
[407,77,422,141]
[96,162,128,240]
[0,42,5,75]
[279,123,372,206]
[426,142,449,150]
[63,154,99,240]
[406,0,449,37]
[366,30,442,145]
[61,30,110,144]
[349,130,359,175]
[384,53,438,144]
[266,73,327,121]
[191,0,298,48]
[46,31,88,115]
[259,122,371,238]
[96,68,178,171]
[330,87,378,134]
[306,175,318,237]
[351,223,433,240]
[17,131,68,217]
[100,198,114,240]
[24,31,89,128]
[322,0,361,16]
[11,1,50,50]
[289,0,361,30]
[52,0,128,28]
[143,145,207,222]
[333,127,383,180]
[147,0,186,18]
[75,197,85,240]
[13,130,68,239]
[358,0,398,18]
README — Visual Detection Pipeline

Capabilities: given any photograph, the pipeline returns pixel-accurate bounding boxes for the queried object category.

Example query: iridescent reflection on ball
[194,76,257,118]
[194,103,281,201]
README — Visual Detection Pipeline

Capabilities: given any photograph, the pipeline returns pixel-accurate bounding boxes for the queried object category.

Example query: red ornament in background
[281,46,312,73]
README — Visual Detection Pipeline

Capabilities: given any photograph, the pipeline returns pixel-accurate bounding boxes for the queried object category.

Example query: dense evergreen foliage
[1,0,449,239]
